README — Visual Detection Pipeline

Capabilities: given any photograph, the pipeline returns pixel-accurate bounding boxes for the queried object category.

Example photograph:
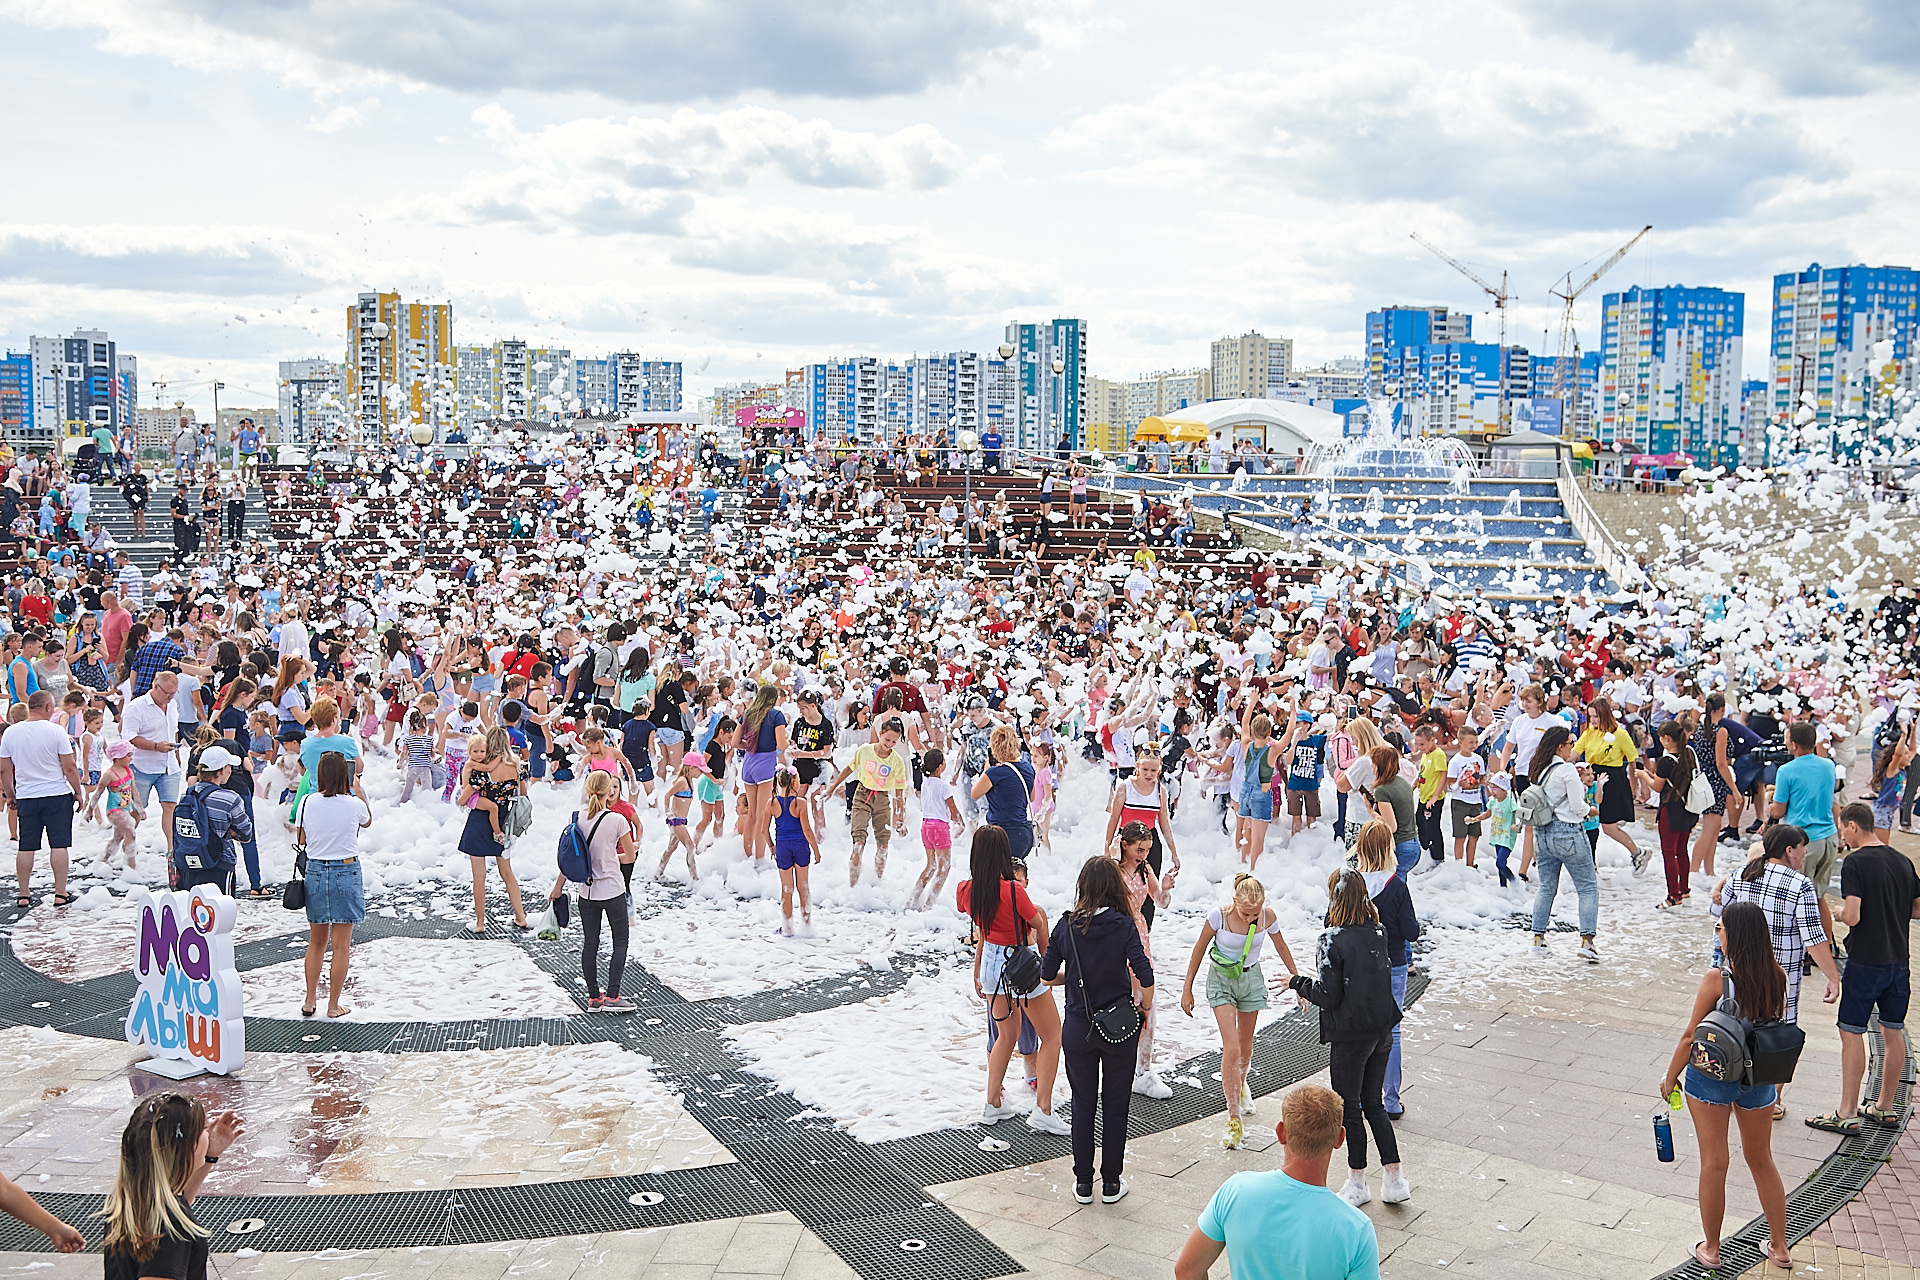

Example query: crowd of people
[0,428,1913,1277]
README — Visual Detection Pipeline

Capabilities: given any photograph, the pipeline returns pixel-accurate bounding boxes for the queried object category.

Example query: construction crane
[1410,232,1513,426]
[1548,225,1652,423]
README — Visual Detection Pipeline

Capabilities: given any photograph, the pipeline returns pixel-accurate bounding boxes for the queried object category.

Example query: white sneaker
[1133,1070,1173,1100]
[1577,942,1600,964]
[1380,1171,1411,1203]
[1240,1082,1256,1115]
[980,1100,1024,1124]
[1026,1109,1070,1136]
[1631,845,1652,873]
[1530,937,1550,957]
[1101,1178,1130,1204]
[1338,1177,1371,1207]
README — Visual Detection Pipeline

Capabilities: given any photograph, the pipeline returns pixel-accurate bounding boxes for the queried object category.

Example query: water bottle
[1653,1110,1674,1162]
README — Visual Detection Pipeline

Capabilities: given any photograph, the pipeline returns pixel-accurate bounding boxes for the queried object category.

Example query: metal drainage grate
[806,1204,1025,1280]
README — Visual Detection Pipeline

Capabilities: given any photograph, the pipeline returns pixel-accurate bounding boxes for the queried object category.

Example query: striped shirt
[403,733,434,768]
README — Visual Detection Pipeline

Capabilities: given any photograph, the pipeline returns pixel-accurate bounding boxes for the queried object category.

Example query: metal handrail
[1557,459,1642,588]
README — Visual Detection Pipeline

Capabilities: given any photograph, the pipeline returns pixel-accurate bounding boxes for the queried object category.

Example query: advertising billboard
[734,405,806,436]
[1523,398,1564,435]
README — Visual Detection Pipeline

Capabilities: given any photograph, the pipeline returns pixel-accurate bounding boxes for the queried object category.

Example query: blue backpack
[556,810,610,885]
[172,784,233,874]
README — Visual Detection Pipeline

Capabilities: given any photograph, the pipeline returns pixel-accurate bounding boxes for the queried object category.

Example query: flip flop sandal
[1860,1102,1901,1128]
[1772,1102,1787,1121]
[1692,1241,1722,1270]
[1804,1110,1863,1135]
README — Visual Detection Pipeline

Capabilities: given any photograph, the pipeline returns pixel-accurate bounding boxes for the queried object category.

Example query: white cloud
[1,0,1046,100]
[432,105,966,235]
[306,97,376,133]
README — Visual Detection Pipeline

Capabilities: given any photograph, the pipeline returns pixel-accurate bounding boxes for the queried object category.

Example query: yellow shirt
[850,744,909,792]
[1575,726,1638,768]
[1416,749,1448,804]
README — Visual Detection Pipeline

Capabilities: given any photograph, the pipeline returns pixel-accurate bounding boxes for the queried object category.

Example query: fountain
[1450,463,1473,496]
[1500,489,1522,517]
[1305,397,1480,479]
[1466,508,1485,542]
[1363,487,1385,529]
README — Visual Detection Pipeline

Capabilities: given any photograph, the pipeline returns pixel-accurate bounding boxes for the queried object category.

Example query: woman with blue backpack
[1657,901,1794,1273]
[568,771,637,1013]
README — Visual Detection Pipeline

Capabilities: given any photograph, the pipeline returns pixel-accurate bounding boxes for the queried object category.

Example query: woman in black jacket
[1289,866,1408,1209]
[1356,820,1420,1122]
[1042,857,1155,1207]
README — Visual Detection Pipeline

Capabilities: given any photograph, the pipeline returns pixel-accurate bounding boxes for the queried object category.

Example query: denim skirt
[306,858,367,925]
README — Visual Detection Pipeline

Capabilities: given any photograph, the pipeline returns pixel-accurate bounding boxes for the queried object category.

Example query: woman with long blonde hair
[455,726,530,934]
[100,1092,243,1277]
[737,683,787,865]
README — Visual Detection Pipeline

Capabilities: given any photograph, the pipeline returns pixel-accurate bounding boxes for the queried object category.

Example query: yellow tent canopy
[1166,418,1210,442]
[1133,417,1170,440]
[1570,441,1594,459]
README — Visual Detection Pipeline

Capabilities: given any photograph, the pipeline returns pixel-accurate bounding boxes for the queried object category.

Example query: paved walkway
[1,824,1914,1280]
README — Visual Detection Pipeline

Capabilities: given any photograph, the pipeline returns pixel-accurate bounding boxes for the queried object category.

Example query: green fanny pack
[1210,923,1258,980]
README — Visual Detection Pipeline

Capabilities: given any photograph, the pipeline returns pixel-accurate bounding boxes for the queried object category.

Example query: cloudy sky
[1,0,1915,414]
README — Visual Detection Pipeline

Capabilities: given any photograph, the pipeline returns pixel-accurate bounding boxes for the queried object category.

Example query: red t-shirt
[18,595,52,627]
[872,680,928,714]
[956,879,1038,946]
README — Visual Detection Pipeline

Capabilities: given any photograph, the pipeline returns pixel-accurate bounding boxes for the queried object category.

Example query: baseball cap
[199,746,238,771]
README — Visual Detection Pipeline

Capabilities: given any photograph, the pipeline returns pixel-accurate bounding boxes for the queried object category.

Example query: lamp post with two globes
[956,428,981,573]
[410,422,434,562]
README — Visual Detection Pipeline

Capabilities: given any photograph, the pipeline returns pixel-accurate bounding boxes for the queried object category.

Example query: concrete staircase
[82,480,274,573]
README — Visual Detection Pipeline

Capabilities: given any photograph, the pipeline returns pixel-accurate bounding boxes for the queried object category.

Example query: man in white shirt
[0,691,85,906]
[277,608,311,661]
[122,671,184,835]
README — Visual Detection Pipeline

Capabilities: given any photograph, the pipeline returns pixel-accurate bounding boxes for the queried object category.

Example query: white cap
[199,746,238,771]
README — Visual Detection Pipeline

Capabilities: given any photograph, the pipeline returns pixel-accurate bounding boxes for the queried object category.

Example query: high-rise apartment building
[1123,369,1211,434]
[614,356,682,414]
[1770,263,1920,444]
[277,358,346,444]
[914,351,990,440]
[1365,307,1471,398]
[345,291,453,445]
[453,340,574,428]
[575,358,616,415]
[1740,378,1770,467]
[1084,375,1129,454]
[10,330,137,447]
[1384,342,1505,436]
[1290,363,1365,400]
[1599,284,1744,465]
[1524,351,1602,437]
[1210,331,1290,400]
[0,353,30,442]
[132,405,195,450]
[1005,319,1086,454]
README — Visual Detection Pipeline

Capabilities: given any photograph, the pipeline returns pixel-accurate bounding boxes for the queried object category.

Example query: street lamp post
[1050,354,1065,458]
[957,428,981,573]
[369,320,391,451]
[409,422,435,562]
[995,342,1015,461]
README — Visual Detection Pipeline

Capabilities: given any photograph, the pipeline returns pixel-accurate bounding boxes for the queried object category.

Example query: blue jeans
[1531,820,1599,936]
[1384,963,1409,1112]
[1394,838,1421,877]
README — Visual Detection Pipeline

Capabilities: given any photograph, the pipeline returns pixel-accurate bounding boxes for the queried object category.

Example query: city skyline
[2,1,1915,419]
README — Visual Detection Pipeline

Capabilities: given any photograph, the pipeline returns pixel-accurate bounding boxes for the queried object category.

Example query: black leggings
[1328,1032,1399,1170]
[579,896,629,1000]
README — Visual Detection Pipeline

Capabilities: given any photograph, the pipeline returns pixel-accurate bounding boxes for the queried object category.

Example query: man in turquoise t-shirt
[1175,1085,1381,1280]
[1770,721,1840,900]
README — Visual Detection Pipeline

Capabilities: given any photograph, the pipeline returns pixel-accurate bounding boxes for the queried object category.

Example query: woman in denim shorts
[295,752,371,1020]
[1657,902,1792,1273]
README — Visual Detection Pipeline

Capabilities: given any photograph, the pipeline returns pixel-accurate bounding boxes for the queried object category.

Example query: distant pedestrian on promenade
[1658,901,1792,1272]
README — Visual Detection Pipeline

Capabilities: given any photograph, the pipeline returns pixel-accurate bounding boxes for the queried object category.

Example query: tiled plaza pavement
[0,825,1913,1279]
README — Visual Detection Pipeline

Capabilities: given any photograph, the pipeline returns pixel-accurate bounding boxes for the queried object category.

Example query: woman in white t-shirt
[575,772,637,1013]
[295,751,371,1019]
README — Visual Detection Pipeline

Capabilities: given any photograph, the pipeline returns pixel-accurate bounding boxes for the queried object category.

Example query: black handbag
[1063,915,1144,1044]
[281,850,308,911]
[999,943,1044,996]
